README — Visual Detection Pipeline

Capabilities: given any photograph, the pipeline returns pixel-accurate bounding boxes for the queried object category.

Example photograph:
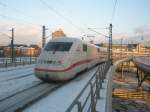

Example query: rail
[0,57,37,68]
[112,91,150,101]
[65,61,111,112]
[0,82,62,112]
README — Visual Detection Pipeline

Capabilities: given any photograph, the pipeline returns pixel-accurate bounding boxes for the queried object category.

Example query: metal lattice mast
[109,24,112,64]
[42,25,46,48]
[11,28,14,62]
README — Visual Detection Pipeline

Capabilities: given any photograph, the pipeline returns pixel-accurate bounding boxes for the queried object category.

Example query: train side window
[97,48,100,52]
[83,44,87,52]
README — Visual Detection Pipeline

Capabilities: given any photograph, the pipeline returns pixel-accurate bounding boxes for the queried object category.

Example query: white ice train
[34,37,108,81]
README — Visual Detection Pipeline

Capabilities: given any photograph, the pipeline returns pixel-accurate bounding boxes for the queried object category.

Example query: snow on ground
[0,64,41,100]
[0,66,34,82]
[0,64,111,112]
[96,67,112,112]
[0,75,41,100]
[24,67,99,112]
[0,64,35,72]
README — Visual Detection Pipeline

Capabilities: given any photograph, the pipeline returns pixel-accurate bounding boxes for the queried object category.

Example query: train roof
[50,37,95,45]
[50,37,81,43]
[49,37,107,50]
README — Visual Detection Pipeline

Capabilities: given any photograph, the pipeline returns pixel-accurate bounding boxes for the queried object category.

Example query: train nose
[34,68,65,81]
[38,51,67,65]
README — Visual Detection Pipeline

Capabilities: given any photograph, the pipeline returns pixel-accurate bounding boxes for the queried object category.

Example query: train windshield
[44,42,73,51]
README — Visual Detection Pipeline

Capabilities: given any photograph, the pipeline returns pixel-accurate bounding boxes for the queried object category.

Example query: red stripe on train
[35,59,93,72]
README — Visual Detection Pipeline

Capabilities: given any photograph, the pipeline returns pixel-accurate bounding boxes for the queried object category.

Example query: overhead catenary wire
[0,1,42,27]
[0,1,36,21]
[39,0,85,34]
[0,1,29,19]
[0,32,11,39]
[46,0,89,31]
[0,13,42,27]
[0,1,6,7]
[110,0,118,23]
[88,28,109,38]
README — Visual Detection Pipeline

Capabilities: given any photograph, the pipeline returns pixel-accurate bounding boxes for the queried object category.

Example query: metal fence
[0,57,37,68]
[65,61,111,112]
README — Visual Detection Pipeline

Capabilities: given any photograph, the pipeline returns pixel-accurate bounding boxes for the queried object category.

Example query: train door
[82,44,88,69]
[86,45,93,68]
[74,43,82,60]
[70,43,82,73]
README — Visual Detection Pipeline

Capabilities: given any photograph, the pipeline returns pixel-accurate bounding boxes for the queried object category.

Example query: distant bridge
[133,57,150,87]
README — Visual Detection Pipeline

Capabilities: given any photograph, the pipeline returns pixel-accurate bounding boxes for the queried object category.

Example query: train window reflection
[44,42,73,51]
[83,44,87,52]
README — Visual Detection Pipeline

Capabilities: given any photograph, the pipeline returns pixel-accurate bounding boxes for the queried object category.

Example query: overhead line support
[42,25,48,48]
[11,28,14,62]
[109,24,112,64]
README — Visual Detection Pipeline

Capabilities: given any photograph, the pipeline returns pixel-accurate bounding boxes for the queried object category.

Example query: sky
[0,0,150,46]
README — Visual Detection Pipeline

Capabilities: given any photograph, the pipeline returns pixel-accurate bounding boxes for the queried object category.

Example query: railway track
[112,91,150,101]
[0,73,33,83]
[0,82,62,112]
[0,65,35,72]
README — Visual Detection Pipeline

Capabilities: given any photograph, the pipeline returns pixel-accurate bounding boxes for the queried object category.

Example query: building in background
[52,29,66,39]
[0,46,6,57]
[0,44,41,57]
[96,42,150,54]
